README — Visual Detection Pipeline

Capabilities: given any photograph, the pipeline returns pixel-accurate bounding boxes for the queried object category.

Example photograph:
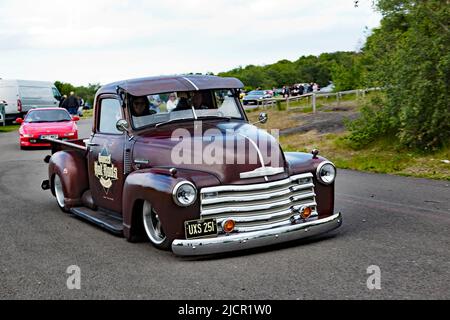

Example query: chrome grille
[200,173,317,233]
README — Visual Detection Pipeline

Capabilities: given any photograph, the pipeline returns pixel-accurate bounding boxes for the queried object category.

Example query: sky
[0,0,381,86]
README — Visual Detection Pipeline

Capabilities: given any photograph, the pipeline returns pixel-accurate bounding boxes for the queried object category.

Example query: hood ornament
[240,166,284,179]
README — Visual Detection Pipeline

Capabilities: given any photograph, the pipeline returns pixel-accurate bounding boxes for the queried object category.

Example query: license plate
[184,218,218,239]
[40,135,58,140]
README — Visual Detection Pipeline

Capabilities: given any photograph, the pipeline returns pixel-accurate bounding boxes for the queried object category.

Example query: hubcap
[54,175,65,208]
[143,201,166,244]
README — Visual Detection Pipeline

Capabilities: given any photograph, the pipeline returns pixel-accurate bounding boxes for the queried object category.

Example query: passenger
[174,97,190,111]
[166,93,178,112]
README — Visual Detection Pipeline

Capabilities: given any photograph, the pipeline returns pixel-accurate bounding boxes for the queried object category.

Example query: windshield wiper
[196,115,233,121]
[155,116,236,128]
[54,119,71,122]
[155,117,194,128]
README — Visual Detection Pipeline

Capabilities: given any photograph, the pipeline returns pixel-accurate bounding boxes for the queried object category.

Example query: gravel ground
[281,105,359,136]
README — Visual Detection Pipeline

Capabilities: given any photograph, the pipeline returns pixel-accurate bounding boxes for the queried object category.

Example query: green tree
[54,81,75,96]
[349,0,450,150]
[331,54,365,91]
[218,51,358,90]
[54,81,101,105]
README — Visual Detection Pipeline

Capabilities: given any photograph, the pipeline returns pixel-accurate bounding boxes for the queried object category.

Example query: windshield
[129,89,245,129]
[25,109,72,123]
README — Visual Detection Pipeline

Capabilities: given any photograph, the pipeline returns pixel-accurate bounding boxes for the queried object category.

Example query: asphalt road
[0,119,449,300]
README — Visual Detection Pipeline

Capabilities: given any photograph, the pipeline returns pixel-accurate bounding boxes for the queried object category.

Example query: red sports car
[17,108,79,149]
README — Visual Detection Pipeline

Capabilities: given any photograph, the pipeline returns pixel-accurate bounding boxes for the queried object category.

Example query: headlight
[316,161,336,185]
[172,181,197,207]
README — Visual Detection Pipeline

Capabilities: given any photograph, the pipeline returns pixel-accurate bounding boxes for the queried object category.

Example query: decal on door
[94,147,118,194]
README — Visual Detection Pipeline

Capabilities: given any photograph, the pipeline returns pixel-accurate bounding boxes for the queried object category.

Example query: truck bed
[46,137,88,154]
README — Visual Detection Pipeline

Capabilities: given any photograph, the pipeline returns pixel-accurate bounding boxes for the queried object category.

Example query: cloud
[0,0,381,85]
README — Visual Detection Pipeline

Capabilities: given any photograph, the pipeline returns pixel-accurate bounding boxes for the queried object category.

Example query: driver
[192,91,209,109]
[131,96,152,117]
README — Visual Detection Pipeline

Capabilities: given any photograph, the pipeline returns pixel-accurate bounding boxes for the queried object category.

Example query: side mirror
[258,112,268,124]
[16,118,23,124]
[72,116,80,122]
[116,119,129,132]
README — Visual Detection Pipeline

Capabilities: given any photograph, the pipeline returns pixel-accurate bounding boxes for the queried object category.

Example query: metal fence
[252,87,381,113]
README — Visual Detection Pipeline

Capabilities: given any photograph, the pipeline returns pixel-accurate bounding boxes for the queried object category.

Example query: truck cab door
[87,97,127,214]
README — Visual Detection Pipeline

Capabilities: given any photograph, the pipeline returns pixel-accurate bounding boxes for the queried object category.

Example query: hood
[133,121,288,185]
[21,121,76,134]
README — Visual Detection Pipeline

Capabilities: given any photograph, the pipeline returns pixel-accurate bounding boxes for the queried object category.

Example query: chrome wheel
[54,174,65,209]
[143,201,166,245]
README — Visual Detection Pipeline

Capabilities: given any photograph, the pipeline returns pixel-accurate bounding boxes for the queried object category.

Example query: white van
[0,79,62,121]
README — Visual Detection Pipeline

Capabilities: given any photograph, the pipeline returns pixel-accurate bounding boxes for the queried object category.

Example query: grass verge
[80,109,94,118]
[0,125,19,133]
[280,132,450,181]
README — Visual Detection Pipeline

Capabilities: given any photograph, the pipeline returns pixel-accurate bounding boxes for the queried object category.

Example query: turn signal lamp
[301,207,312,219]
[222,219,236,233]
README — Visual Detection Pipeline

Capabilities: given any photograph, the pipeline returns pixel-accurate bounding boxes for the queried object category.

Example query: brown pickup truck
[42,75,342,256]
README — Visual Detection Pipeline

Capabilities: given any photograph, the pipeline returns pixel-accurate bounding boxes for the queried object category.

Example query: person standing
[313,83,319,92]
[298,84,304,96]
[63,92,80,115]
[59,95,67,108]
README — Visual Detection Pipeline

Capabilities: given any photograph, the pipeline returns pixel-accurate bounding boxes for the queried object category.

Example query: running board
[70,207,124,235]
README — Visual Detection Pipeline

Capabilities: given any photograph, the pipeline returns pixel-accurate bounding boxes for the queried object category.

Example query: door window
[98,99,123,134]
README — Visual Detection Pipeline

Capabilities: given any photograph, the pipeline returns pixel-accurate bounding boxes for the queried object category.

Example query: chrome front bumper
[172,212,342,256]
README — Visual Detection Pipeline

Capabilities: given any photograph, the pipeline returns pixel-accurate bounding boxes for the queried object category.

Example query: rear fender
[48,150,89,208]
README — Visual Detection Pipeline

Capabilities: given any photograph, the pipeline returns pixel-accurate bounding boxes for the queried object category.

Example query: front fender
[48,150,89,208]
[122,169,219,241]
[285,152,335,218]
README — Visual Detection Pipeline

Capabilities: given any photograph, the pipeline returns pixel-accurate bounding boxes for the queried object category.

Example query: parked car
[16,108,79,149]
[83,102,92,110]
[0,79,62,122]
[320,83,335,93]
[41,75,341,256]
[242,90,272,105]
